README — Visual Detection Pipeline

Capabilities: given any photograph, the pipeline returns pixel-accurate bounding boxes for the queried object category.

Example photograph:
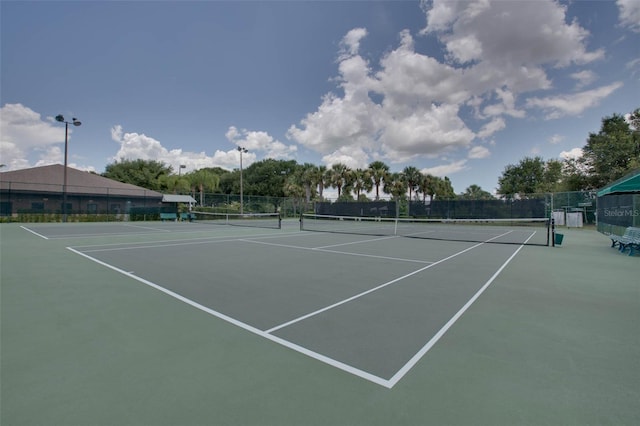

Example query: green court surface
[1,221,638,425]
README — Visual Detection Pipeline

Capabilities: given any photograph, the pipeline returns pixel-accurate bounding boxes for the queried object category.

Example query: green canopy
[597,170,640,196]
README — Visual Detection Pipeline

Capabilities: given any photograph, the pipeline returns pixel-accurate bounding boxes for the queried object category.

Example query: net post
[551,217,555,247]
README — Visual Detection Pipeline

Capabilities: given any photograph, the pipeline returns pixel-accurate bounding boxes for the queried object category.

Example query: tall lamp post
[178,164,186,176]
[55,114,81,222]
[237,146,248,215]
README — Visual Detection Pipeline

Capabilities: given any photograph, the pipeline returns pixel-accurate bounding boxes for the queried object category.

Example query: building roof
[0,164,164,198]
[162,194,197,203]
[597,169,640,197]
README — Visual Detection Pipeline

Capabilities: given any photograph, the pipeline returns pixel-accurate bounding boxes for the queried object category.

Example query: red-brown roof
[0,164,163,198]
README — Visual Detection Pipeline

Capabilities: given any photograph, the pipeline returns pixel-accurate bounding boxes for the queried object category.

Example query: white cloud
[289,0,608,175]
[626,57,640,79]
[525,82,624,119]
[421,160,468,177]
[477,117,505,139]
[548,134,564,145]
[339,28,368,60]
[111,125,242,172]
[0,103,66,170]
[570,70,597,89]
[424,0,604,67]
[321,146,370,169]
[381,104,475,161]
[617,0,640,32]
[226,126,297,160]
[560,147,583,160]
[468,145,490,159]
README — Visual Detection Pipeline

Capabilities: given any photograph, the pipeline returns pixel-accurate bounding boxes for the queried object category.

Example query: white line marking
[239,239,432,264]
[386,237,534,387]
[313,235,397,249]
[67,229,529,389]
[20,226,49,239]
[265,242,485,334]
[69,230,303,250]
[66,246,392,388]
[123,224,172,232]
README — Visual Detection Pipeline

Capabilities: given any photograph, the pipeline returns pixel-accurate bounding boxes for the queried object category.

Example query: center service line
[264,241,486,334]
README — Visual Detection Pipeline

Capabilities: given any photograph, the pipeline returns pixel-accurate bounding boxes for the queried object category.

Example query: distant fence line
[1,181,600,224]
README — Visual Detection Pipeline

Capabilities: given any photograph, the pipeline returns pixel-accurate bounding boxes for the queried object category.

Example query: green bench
[610,227,640,256]
[160,212,177,221]
[180,212,195,222]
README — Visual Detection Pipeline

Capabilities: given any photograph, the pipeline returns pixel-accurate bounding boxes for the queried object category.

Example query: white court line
[264,228,515,335]
[66,246,391,388]
[20,226,49,239]
[122,224,173,232]
[74,234,306,253]
[240,239,432,264]
[386,233,535,388]
[313,235,397,249]
[70,230,303,250]
[265,241,485,334]
[67,228,527,389]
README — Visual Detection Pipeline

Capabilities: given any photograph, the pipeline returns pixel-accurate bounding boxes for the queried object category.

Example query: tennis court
[1,219,638,425]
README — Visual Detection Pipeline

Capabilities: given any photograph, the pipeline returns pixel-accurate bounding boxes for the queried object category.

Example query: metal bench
[160,212,177,221]
[180,212,194,222]
[610,227,640,256]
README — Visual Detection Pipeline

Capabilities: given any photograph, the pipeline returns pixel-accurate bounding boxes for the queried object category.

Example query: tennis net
[192,211,281,229]
[300,214,550,246]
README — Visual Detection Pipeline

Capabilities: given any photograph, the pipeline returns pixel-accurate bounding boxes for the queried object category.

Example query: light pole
[237,146,248,215]
[178,164,186,176]
[55,114,81,222]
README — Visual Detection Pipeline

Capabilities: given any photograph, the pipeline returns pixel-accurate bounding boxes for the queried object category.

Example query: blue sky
[1,0,639,195]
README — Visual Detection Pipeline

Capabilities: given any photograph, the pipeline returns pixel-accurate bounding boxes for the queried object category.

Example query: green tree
[283,172,306,214]
[368,161,390,200]
[460,184,494,200]
[383,172,407,217]
[160,174,190,194]
[187,169,220,206]
[497,156,557,197]
[218,170,239,194]
[299,163,318,203]
[402,166,421,202]
[329,163,351,199]
[417,173,437,203]
[103,159,172,190]
[243,159,297,197]
[580,111,640,188]
[350,168,373,200]
[437,177,456,200]
[315,165,328,200]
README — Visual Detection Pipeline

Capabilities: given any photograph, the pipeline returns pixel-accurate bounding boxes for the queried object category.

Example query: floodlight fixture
[237,146,248,214]
[55,114,82,222]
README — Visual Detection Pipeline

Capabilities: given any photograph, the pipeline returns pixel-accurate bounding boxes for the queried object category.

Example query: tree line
[102,108,639,203]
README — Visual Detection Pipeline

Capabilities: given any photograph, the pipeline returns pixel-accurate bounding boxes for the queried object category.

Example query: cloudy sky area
[1,0,638,194]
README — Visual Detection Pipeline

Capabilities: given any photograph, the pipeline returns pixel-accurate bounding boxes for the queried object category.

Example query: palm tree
[418,173,437,203]
[188,169,220,206]
[329,163,351,199]
[368,161,389,200]
[402,166,421,202]
[351,168,373,200]
[402,166,421,215]
[315,165,328,200]
[461,184,494,200]
[299,163,317,203]
[383,172,407,200]
[283,174,306,215]
[161,174,190,195]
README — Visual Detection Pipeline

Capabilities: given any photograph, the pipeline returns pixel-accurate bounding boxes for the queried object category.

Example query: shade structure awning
[162,194,197,204]
[597,170,640,197]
